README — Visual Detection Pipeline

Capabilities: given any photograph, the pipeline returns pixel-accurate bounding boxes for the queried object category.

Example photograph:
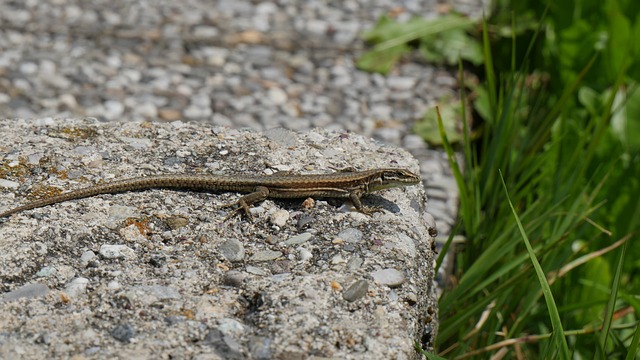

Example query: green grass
[361,1,640,358]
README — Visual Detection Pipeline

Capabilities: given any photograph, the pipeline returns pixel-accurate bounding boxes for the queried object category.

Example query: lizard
[0,168,421,220]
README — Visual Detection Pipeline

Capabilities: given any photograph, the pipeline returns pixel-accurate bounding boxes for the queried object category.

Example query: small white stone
[80,251,96,264]
[119,224,147,243]
[268,87,288,105]
[193,26,220,38]
[269,210,289,227]
[65,277,89,298]
[104,100,125,120]
[134,102,157,118]
[299,248,313,262]
[371,268,406,288]
[330,254,346,265]
[19,62,38,75]
[100,244,136,259]
[59,93,78,109]
[0,179,20,189]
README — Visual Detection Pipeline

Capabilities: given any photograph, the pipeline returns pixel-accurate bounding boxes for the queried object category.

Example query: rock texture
[0,118,436,359]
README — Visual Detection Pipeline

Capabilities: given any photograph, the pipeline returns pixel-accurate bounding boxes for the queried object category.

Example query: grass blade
[625,324,640,360]
[599,239,628,351]
[499,169,571,359]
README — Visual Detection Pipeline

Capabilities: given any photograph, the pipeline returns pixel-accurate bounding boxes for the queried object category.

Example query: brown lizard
[0,168,420,220]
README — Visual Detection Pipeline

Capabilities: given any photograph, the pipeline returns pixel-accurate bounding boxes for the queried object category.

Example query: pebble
[387,76,417,91]
[267,87,288,105]
[248,336,272,360]
[193,26,220,38]
[296,215,315,228]
[298,248,313,262]
[423,212,437,232]
[403,134,428,150]
[0,179,19,189]
[392,233,417,258]
[250,250,282,262]
[218,318,245,336]
[144,285,181,300]
[1,283,50,303]
[35,266,55,277]
[204,329,243,359]
[220,238,245,262]
[346,256,364,271]
[283,232,312,246]
[165,216,189,230]
[269,210,289,227]
[111,324,135,343]
[65,277,89,298]
[107,205,139,221]
[336,228,363,243]
[343,279,369,302]
[149,254,166,267]
[118,137,152,150]
[108,281,121,290]
[19,62,38,75]
[223,271,246,287]
[245,266,269,276]
[99,244,136,259]
[330,254,347,265]
[103,100,125,120]
[405,292,418,305]
[371,269,406,288]
[119,224,147,243]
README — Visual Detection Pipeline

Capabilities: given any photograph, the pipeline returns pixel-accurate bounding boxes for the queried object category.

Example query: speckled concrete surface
[0,118,436,359]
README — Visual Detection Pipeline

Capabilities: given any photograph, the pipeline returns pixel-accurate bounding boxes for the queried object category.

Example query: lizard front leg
[349,190,383,215]
[222,186,270,221]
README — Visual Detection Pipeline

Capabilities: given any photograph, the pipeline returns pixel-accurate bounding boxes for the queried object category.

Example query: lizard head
[367,168,421,192]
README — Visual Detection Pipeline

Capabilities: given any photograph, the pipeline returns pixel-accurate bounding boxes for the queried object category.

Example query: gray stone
[220,238,245,262]
[65,277,89,298]
[336,228,363,243]
[250,250,282,262]
[371,269,406,288]
[269,209,289,227]
[218,318,245,336]
[1,283,50,303]
[0,179,19,189]
[111,324,135,343]
[343,279,369,302]
[298,248,313,262]
[205,329,243,360]
[283,232,312,246]
[99,244,136,259]
[346,256,364,271]
[393,233,417,258]
[248,336,272,360]
[35,266,55,277]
